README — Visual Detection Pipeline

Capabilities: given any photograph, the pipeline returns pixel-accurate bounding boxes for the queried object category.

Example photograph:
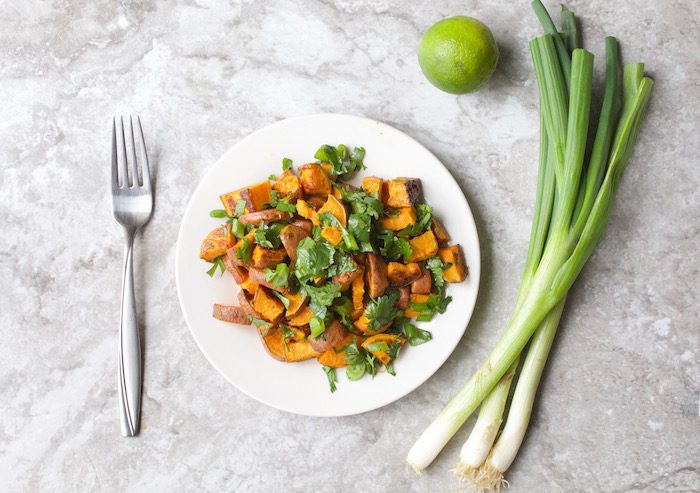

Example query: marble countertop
[1,1,698,491]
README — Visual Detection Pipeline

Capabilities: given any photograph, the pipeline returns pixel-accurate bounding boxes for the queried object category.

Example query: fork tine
[111,118,119,190]
[128,116,141,187]
[136,116,151,189]
[118,116,130,187]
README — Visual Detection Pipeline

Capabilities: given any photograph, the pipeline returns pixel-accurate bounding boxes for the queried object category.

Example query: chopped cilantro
[322,366,338,393]
[254,221,284,249]
[302,283,342,319]
[209,209,228,218]
[235,238,253,266]
[268,174,277,181]
[408,290,452,321]
[400,318,432,346]
[319,212,359,251]
[364,291,403,332]
[399,203,433,237]
[426,256,451,288]
[314,144,366,180]
[327,251,357,278]
[385,340,402,376]
[379,230,412,262]
[282,157,293,171]
[273,291,291,310]
[347,213,374,252]
[341,188,383,219]
[294,237,334,281]
[229,218,246,239]
[266,191,297,214]
[264,263,290,288]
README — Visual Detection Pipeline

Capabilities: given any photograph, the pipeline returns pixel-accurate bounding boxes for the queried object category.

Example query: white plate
[175,114,480,417]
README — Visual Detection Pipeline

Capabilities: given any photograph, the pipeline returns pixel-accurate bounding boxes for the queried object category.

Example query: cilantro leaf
[366,341,389,353]
[273,291,291,309]
[282,157,293,171]
[408,290,453,321]
[264,263,290,288]
[302,283,342,320]
[379,230,412,262]
[310,316,325,338]
[400,318,432,346]
[235,237,253,266]
[319,212,359,251]
[385,340,402,376]
[254,221,284,249]
[347,213,374,252]
[266,191,297,214]
[341,188,383,219]
[314,144,366,180]
[205,256,226,277]
[293,237,335,281]
[364,291,403,332]
[342,338,377,380]
[268,174,277,181]
[332,296,354,329]
[399,203,433,237]
[322,366,337,393]
[326,251,357,278]
[426,256,451,288]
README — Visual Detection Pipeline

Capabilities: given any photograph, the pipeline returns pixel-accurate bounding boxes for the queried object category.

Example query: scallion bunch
[406,2,654,488]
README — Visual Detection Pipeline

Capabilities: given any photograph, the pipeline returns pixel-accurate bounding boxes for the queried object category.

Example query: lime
[418,16,499,94]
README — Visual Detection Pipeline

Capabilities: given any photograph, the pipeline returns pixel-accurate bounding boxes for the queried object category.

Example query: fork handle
[118,228,142,437]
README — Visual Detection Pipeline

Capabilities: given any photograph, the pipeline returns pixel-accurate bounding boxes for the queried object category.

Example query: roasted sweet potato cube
[362,334,405,365]
[385,178,421,208]
[246,266,289,293]
[239,277,259,295]
[387,262,422,286]
[404,293,430,318]
[251,246,287,269]
[354,314,390,335]
[280,224,310,261]
[200,224,234,261]
[407,231,439,262]
[411,264,432,294]
[361,176,386,202]
[299,163,332,196]
[308,320,348,353]
[219,189,246,216]
[395,286,410,309]
[431,218,450,245]
[284,291,308,318]
[287,305,314,327]
[365,253,389,298]
[238,291,260,317]
[220,181,272,214]
[321,226,343,246]
[296,199,320,226]
[317,334,365,368]
[272,171,302,200]
[212,304,251,325]
[380,207,417,231]
[252,286,285,322]
[291,219,313,234]
[284,341,320,362]
[439,244,468,282]
[333,265,363,292]
[319,162,337,181]
[259,325,286,361]
[351,269,366,320]
[317,195,348,227]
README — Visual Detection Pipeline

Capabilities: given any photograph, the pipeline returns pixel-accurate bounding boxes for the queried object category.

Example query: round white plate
[175,114,480,416]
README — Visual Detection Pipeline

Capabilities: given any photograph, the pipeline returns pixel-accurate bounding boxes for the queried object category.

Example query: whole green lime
[418,16,499,94]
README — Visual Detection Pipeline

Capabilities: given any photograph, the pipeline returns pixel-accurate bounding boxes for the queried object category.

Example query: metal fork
[111,116,153,437]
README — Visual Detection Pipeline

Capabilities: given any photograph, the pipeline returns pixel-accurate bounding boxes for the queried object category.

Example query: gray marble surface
[1,0,698,491]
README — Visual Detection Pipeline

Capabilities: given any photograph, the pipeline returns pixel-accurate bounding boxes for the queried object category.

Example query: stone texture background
[1,0,698,491]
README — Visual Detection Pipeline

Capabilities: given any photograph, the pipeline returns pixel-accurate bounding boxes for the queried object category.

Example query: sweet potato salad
[200,144,467,392]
